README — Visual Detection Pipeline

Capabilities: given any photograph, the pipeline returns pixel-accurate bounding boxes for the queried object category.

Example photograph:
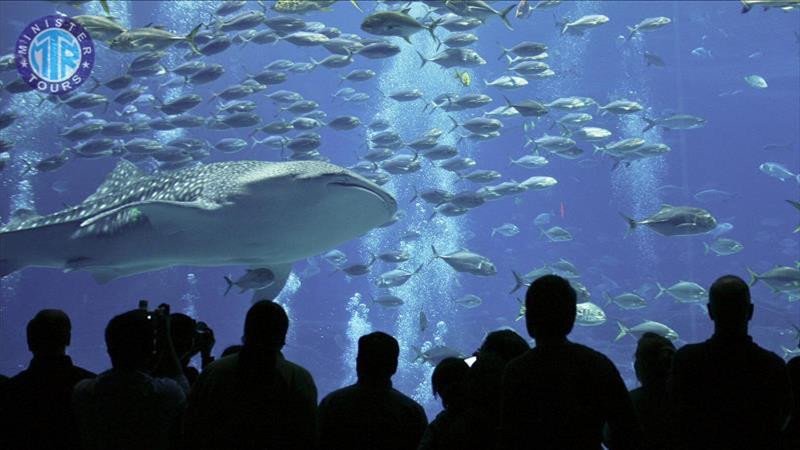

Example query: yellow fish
[454,70,471,87]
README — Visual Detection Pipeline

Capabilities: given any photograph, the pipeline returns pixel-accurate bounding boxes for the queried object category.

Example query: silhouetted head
[27,309,71,357]
[708,275,753,335]
[105,310,154,370]
[243,300,288,352]
[634,332,676,387]
[170,313,196,362]
[478,329,529,362]
[431,357,469,410]
[525,275,577,341]
[221,344,243,357]
[356,331,399,382]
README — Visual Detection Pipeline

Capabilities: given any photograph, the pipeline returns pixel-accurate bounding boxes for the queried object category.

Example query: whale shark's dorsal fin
[9,208,40,225]
[84,160,145,203]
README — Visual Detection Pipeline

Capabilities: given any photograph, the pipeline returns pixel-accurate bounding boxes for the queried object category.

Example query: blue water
[1,1,798,418]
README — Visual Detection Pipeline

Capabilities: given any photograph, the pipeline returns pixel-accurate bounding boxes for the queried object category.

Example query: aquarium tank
[0,0,798,418]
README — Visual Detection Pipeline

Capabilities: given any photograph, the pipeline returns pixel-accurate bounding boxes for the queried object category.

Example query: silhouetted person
[498,275,642,450]
[465,329,529,449]
[318,331,427,450]
[670,275,791,450]
[419,357,470,450]
[221,344,243,357]
[183,300,317,450]
[169,313,215,385]
[72,306,188,450]
[786,353,800,449]
[0,309,95,450]
[629,332,676,450]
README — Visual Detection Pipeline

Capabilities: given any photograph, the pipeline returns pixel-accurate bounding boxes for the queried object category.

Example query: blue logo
[15,15,94,94]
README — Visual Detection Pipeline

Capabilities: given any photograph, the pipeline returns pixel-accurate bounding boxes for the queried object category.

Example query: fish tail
[447,115,458,134]
[427,18,441,44]
[498,47,508,61]
[509,270,525,294]
[703,242,710,255]
[90,76,101,92]
[642,117,656,132]
[655,282,666,299]
[498,3,515,31]
[782,346,792,359]
[431,244,439,259]
[614,321,630,342]
[223,275,233,296]
[416,50,427,68]
[619,212,637,235]
[185,23,203,55]
[626,26,636,41]
[746,267,759,287]
[603,291,612,307]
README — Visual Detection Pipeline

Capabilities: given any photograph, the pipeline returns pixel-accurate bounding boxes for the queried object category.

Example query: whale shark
[0,159,397,299]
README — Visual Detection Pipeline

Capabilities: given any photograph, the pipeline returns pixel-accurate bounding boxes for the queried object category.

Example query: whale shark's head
[233,161,397,260]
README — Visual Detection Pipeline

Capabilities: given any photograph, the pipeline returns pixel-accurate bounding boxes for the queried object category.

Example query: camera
[138,300,170,320]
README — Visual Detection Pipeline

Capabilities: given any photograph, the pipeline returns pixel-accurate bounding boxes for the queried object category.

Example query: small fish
[704,238,744,256]
[454,70,471,87]
[492,223,520,237]
[744,74,768,89]
[224,268,275,295]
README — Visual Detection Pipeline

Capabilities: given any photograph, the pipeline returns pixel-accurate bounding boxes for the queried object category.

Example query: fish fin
[655,282,666,299]
[415,50,427,68]
[185,23,203,55]
[0,258,23,278]
[498,3,515,31]
[614,321,629,342]
[619,212,637,235]
[498,47,508,61]
[509,270,525,294]
[224,275,233,296]
[603,291,612,306]
[746,267,759,287]
[84,160,144,203]
[447,115,458,134]
[250,263,292,303]
[642,117,656,132]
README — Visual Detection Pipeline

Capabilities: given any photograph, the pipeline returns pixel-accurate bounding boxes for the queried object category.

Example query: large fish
[0,160,396,300]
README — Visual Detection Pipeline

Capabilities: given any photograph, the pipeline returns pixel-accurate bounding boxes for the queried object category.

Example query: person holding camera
[169,313,215,386]
[72,304,188,450]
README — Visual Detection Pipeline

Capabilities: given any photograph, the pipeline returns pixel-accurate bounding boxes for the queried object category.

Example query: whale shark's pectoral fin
[250,263,293,303]
[76,199,221,238]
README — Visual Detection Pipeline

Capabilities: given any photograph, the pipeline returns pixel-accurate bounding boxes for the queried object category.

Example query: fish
[415,344,464,365]
[431,245,497,276]
[656,281,708,303]
[454,70,471,86]
[693,189,735,203]
[621,205,717,236]
[492,223,520,237]
[759,162,799,183]
[747,266,800,293]
[419,311,428,333]
[627,17,671,40]
[704,238,744,256]
[224,268,275,295]
[454,294,482,308]
[417,48,487,69]
[499,41,547,60]
[540,225,572,242]
[576,302,606,326]
[643,114,706,132]
[560,14,610,35]
[374,264,423,288]
[360,8,439,44]
[484,75,528,89]
[603,292,647,310]
[109,24,202,54]
[643,51,665,67]
[372,294,405,308]
[615,320,679,341]
[744,74,768,89]
[0,160,396,301]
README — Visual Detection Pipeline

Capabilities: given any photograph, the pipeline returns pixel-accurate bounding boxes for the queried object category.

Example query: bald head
[27,309,71,356]
[708,275,753,334]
